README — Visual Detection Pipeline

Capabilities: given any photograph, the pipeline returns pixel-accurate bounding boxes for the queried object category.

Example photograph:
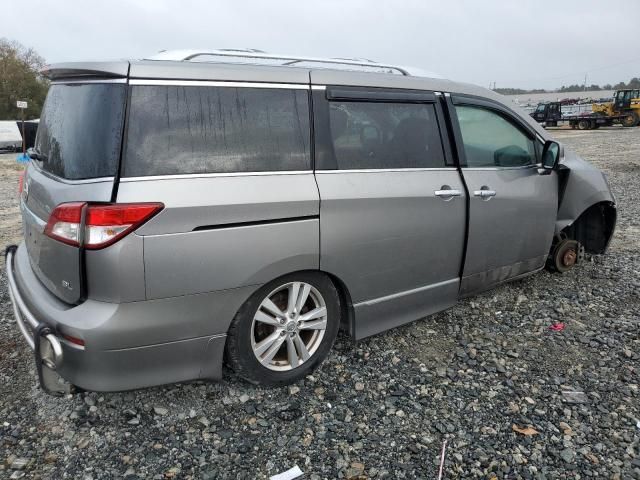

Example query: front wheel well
[562,202,616,254]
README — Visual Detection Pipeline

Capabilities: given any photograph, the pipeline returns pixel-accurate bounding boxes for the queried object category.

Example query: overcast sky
[4,0,639,90]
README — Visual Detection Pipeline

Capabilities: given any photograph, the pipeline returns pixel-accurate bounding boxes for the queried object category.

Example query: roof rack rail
[145,49,413,76]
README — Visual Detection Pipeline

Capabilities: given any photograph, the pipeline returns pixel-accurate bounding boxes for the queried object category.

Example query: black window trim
[112,77,132,201]
[448,94,542,168]
[314,86,453,170]
[326,86,437,104]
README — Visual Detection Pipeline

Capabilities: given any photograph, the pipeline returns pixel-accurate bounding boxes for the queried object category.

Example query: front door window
[455,106,536,168]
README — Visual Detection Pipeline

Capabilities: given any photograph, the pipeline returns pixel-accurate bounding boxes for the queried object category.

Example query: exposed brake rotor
[550,238,584,273]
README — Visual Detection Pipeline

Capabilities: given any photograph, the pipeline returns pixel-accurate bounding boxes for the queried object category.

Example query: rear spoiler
[41,61,129,81]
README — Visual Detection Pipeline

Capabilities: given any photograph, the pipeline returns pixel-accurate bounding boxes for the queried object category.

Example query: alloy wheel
[250,282,328,371]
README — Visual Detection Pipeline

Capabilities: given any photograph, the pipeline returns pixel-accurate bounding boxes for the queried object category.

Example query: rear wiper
[27,147,47,163]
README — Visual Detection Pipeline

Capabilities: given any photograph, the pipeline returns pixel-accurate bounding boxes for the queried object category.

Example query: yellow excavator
[592,89,640,127]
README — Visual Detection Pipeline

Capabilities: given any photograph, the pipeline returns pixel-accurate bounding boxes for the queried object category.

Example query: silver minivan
[5,50,616,394]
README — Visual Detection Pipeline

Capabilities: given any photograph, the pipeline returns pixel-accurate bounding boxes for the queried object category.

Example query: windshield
[617,90,633,101]
[35,83,126,180]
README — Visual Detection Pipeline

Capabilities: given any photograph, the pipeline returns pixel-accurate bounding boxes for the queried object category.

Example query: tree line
[495,77,640,96]
[0,38,49,120]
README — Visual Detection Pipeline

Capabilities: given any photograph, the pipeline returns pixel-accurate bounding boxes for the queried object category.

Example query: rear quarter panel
[117,173,320,299]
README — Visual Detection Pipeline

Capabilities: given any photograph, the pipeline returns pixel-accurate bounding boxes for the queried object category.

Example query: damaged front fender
[555,148,617,253]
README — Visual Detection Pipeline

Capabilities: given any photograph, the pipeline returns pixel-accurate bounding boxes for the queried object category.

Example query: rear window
[35,83,126,180]
[123,86,310,177]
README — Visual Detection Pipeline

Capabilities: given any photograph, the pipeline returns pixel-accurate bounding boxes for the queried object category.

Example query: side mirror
[540,140,561,174]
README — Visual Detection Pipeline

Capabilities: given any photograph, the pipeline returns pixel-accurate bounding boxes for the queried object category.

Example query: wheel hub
[551,238,584,273]
[285,321,297,333]
[562,248,577,267]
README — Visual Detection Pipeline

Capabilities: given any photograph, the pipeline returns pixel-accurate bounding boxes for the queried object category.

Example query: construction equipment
[592,89,640,127]
[531,101,628,129]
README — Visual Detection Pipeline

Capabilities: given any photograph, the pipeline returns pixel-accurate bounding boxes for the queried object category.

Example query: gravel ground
[0,127,639,479]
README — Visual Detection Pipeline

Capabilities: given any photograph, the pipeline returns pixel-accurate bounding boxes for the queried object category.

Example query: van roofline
[42,49,444,82]
[39,57,546,139]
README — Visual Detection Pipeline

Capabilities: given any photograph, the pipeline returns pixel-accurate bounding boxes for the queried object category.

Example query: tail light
[44,202,163,249]
[44,202,85,247]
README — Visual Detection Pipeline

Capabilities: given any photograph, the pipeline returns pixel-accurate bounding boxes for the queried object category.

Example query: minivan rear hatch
[23,64,128,304]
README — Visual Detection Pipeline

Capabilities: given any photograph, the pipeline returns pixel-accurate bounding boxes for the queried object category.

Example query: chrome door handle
[435,189,462,198]
[473,189,496,198]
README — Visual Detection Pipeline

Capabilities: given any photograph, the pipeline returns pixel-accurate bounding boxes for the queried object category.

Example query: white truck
[0,121,23,151]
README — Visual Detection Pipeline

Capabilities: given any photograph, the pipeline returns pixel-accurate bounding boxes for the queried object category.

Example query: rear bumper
[5,246,67,394]
[4,242,240,392]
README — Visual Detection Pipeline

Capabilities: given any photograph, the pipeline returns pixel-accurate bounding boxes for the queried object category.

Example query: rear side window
[326,102,445,169]
[123,86,310,176]
[36,83,126,180]
[455,105,536,168]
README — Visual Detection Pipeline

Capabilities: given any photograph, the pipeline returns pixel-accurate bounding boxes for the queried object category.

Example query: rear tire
[578,120,591,130]
[225,272,340,386]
